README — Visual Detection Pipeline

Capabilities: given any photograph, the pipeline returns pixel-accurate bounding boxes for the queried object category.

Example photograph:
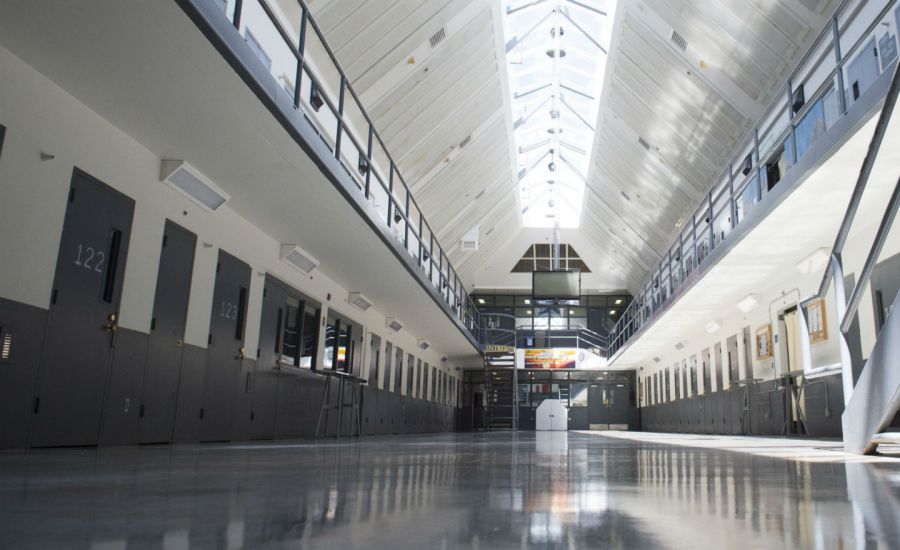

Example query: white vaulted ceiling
[309,0,842,295]
[307,0,522,288]
[584,0,839,291]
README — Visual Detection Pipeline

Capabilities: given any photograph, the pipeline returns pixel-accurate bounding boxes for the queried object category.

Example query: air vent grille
[429,27,446,49]
[474,189,485,200]
[637,137,650,150]
[670,29,687,52]
[459,135,471,149]
[0,329,12,361]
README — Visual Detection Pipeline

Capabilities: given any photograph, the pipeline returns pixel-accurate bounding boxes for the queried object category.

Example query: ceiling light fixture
[160,160,229,212]
[348,292,373,311]
[280,244,319,274]
[737,294,759,313]
[705,320,721,334]
[796,247,831,275]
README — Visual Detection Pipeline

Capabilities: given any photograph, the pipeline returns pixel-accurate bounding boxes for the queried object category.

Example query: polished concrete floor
[1,432,900,549]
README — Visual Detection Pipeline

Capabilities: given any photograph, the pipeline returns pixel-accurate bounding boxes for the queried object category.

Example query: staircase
[804,62,900,454]
[484,350,518,431]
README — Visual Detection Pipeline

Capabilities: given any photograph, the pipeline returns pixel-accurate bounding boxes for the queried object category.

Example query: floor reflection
[0,432,898,548]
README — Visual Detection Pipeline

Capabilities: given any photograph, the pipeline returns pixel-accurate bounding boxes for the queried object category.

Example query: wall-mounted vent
[620,190,631,201]
[637,137,650,151]
[473,189,485,200]
[417,340,431,351]
[670,29,688,52]
[0,328,13,362]
[280,244,319,274]
[348,292,373,311]
[674,341,686,350]
[160,160,230,212]
[459,135,472,149]
[429,27,446,49]
[385,317,404,333]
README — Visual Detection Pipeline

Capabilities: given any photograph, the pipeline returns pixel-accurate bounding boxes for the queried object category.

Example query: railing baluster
[294,6,307,109]
[364,125,373,199]
[335,76,345,161]
[832,15,847,116]
[232,0,243,29]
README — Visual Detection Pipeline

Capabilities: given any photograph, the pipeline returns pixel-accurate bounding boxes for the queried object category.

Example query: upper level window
[511,244,591,273]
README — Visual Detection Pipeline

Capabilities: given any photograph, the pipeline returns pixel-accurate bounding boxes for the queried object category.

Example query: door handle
[103,313,118,333]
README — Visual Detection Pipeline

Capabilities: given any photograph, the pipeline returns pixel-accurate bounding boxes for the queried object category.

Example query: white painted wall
[0,44,463,394]
[634,218,900,404]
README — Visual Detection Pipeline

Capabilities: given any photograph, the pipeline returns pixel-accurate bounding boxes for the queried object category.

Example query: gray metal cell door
[250,277,286,440]
[589,383,633,430]
[607,383,633,429]
[138,221,196,444]
[588,383,607,429]
[31,170,134,447]
[199,250,250,442]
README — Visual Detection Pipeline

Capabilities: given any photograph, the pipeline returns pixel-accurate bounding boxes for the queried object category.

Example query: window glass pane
[570,383,588,407]
[280,297,301,366]
[299,304,318,368]
[393,348,404,392]
[323,315,337,369]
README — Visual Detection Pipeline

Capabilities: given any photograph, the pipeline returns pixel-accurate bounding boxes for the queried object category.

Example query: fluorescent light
[609,309,616,315]
[280,245,319,274]
[737,293,759,313]
[385,318,403,333]
[614,298,623,305]
[524,299,531,304]
[674,341,685,350]
[705,320,721,334]
[569,310,575,314]
[477,298,486,304]
[160,160,229,212]
[526,310,532,315]
[796,247,831,275]
[417,340,431,351]
[348,292,373,311]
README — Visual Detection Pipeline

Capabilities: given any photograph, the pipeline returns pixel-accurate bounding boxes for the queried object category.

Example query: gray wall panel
[0,298,47,449]
[99,327,149,446]
[172,344,207,443]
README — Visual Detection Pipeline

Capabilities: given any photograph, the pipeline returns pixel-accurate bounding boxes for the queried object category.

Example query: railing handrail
[607,0,900,357]
[810,61,900,304]
[228,0,482,341]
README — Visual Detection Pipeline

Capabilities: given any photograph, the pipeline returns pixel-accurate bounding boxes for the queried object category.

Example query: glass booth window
[394,347,403,393]
[324,313,358,373]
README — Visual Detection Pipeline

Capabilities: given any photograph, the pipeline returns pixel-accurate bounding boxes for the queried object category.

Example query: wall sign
[806,298,828,343]
[524,348,576,369]
[755,324,773,360]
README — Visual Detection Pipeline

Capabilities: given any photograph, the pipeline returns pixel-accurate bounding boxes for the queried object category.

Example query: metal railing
[478,313,609,356]
[213,0,482,340]
[799,55,900,453]
[608,0,900,356]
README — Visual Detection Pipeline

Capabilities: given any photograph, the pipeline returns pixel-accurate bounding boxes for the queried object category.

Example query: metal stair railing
[800,60,900,454]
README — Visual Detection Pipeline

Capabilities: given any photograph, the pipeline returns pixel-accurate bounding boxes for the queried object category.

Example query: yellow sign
[524,348,577,369]
[484,344,515,353]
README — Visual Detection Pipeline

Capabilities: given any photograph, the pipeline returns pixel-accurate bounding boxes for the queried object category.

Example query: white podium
[535,399,568,431]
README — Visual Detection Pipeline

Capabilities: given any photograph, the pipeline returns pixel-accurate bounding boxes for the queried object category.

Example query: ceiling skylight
[502,0,615,228]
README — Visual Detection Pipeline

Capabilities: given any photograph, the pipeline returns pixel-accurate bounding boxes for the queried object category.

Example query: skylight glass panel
[503,0,615,228]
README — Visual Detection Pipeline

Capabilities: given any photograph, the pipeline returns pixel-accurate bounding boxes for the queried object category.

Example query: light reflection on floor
[0,431,897,548]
